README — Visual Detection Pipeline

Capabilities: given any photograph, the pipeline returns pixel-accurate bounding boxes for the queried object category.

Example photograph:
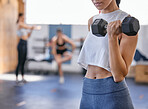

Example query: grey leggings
[80,76,134,109]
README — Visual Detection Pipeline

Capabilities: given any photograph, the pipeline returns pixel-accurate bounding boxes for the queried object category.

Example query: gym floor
[0,73,148,109]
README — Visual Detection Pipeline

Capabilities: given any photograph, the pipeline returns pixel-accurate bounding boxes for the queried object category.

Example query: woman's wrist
[108,35,118,42]
[31,26,34,30]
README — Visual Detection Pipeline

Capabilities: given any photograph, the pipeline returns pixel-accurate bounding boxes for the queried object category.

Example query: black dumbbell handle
[104,17,140,36]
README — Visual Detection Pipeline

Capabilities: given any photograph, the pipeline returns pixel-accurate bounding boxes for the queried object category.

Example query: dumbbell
[91,17,140,37]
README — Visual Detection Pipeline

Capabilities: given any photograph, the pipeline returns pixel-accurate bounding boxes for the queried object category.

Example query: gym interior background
[0,0,148,109]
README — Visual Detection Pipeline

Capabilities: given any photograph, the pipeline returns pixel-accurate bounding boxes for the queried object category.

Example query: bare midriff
[21,35,28,40]
[57,46,66,50]
[85,65,112,79]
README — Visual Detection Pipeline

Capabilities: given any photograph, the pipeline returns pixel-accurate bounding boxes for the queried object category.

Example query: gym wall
[127,25,148,78]
[27,25,88,73]
[0,0,18,74]
[28,25,148,74]
[131,25,148,66]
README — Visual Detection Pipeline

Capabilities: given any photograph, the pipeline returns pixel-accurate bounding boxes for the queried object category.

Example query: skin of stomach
[57,46,66,50]
[85,65,112,79]
[21,35,29,40]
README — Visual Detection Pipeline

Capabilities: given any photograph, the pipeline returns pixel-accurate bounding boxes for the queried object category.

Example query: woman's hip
[82,76,128,94]
[80,76,134,109]
[17,39,27,50]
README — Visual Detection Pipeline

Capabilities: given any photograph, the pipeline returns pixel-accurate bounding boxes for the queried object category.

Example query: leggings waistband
[83,76,128,95]
[19,39,27,45]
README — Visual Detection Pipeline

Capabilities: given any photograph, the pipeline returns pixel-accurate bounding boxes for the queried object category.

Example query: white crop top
[77,9,129,72]
[17,28,30,37]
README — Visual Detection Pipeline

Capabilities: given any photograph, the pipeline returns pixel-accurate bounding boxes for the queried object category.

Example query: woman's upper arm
[19,23,32,29]
[52,37,57,47]
[120,33,138,69]
[51,37,57,54]
[63,35,75,46]
[88,17,93,31]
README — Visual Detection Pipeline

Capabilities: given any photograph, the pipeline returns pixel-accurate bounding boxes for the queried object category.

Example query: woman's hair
[56,28,63,33]
[116,0,121,7]
[16,13,24,23]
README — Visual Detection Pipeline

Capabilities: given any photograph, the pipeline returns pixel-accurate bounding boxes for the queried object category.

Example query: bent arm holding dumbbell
[91,16,140,82]
[107,20,138,82]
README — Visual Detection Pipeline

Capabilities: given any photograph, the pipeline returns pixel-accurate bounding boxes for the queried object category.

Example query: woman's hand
[31,26,35,30]
[34,26,42,30]
[107,20,122,40]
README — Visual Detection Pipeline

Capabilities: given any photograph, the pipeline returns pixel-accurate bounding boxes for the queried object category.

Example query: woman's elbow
[73,43,76,48]
[114,76,124,83]
[111,68,128,82]
[72,44,76,50]
[113,73,127,83]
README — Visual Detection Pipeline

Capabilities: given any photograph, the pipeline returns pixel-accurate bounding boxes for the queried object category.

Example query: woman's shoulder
[62,34,70,41]
[88,17,93,25]
[88,14,100,24]
[17,22,22,28]
[52,36,57,42]
[17,22,28,30]
[88,14,99,31]
[120,9,129,15]
[18,22,24,26]
[62,34,67,37]
[118,9,130,21]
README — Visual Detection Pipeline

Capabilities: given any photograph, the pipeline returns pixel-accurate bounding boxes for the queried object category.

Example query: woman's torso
[17,23,29,40]
[56,35,67,50]
[77,9,129,79]
[86,65,112,79]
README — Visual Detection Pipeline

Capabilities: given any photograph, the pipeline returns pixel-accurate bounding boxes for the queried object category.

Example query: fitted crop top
[56,38,66,47]
[77,9,129,72]
[17,28,30,37]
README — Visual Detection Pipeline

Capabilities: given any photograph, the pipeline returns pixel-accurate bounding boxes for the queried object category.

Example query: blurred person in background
[52,29,76,84]
[15,13,36,84]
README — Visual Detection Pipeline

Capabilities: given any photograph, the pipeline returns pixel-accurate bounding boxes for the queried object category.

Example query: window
[26,0,148,25]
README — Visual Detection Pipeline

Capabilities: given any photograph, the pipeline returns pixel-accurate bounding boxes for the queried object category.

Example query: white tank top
[77,9,129,72]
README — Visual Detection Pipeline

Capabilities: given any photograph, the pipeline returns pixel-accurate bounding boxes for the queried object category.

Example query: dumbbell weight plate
[122,17,140,36]
[91,19,108,37]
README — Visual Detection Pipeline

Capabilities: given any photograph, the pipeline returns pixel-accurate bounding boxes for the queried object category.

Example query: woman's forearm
[17,37,20,44]
[72,44,76,52]
[27,26,35,38]
[52,46,57,55]
[108,38,128,82]
[28,30,33,38]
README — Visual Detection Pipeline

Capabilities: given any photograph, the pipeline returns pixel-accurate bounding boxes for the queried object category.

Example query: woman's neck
[18,20,24,24]
[101,0,119,14]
